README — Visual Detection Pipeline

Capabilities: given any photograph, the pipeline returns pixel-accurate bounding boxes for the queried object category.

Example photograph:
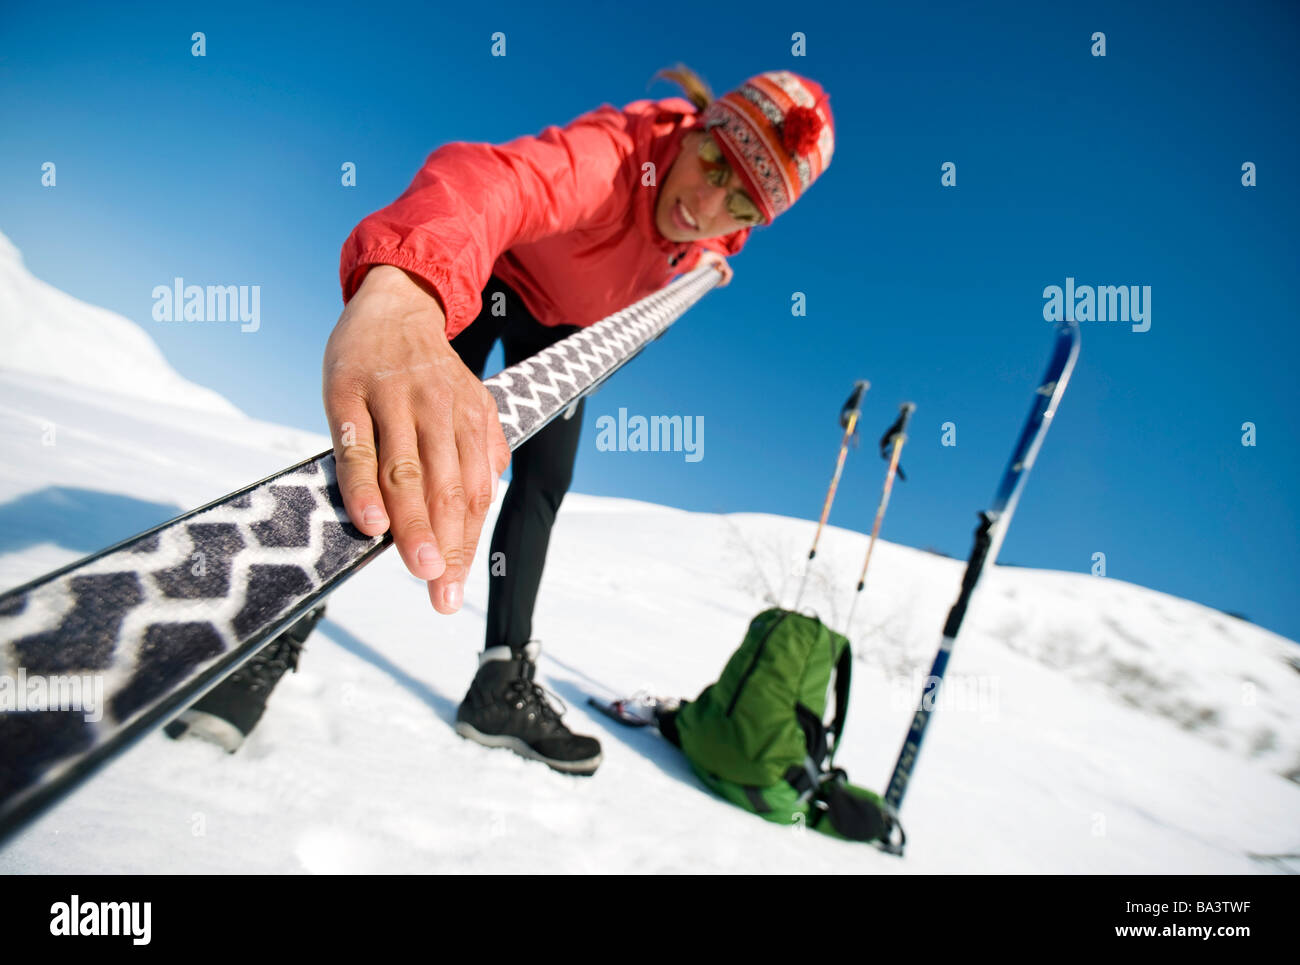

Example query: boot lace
[505,659,567,726]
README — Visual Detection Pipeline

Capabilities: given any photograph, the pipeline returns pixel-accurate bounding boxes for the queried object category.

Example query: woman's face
[655,130,765,242]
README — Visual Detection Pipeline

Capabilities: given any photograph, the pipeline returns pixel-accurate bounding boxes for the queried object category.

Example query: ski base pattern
[0,457,380,833]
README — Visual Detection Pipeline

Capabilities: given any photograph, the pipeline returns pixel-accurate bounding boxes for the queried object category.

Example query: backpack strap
[827,644,852,765]
[789,641,853,801]
[790,704,829,805]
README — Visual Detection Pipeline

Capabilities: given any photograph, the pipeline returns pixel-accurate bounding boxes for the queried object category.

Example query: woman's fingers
[326,391,390,538]
[427,396,498,613]
[697,251,732,286]
[418,405,470,614]
[368,392,446,582]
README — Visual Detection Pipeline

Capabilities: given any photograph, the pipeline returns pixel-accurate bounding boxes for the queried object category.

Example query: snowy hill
[0,240,1297,873]
[0,229,240,416]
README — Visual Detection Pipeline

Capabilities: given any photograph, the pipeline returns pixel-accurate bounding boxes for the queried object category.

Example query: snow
[0,229,240,418]
[0,239,1297,873]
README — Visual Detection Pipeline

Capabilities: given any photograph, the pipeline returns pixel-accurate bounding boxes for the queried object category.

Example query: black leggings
[450,276,584,654]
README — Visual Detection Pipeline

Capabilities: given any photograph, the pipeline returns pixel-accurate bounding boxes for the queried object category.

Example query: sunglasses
[697,134,765,227]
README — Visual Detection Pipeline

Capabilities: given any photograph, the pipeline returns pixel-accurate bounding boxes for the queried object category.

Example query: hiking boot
[455,642,602,776]
[164,604,327,752]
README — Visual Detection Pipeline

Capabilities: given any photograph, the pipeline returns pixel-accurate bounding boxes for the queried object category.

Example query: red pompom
[780,105,823,157]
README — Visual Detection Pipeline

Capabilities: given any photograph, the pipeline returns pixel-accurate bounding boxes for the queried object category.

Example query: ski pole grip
[839,379,870,428]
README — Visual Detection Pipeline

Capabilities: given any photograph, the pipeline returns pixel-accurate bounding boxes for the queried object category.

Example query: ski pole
[845,402,915,633]
[793,380,869,610]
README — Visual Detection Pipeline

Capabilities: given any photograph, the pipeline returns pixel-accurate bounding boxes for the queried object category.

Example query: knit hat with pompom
[699,70,834,223]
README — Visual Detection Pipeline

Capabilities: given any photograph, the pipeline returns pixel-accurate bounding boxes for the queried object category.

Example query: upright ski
[0,266,721,844]
[879,321,1081,853]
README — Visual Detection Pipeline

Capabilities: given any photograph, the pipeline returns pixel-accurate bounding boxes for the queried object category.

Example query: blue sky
[1,1,1297,640]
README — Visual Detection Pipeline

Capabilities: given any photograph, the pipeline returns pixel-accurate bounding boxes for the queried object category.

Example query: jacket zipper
[725,611,791,717]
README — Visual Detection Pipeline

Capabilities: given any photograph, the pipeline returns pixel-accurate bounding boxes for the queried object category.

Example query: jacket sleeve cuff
[341,248,467,338]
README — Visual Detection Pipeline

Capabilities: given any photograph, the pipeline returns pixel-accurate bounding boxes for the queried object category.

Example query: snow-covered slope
[0,243,1296,873]
[0,229,240,416]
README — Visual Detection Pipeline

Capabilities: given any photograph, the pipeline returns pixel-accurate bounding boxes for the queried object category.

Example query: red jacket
[339,97,750,339]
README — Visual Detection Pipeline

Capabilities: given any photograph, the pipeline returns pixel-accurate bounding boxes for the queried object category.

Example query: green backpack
[661,607,902,846]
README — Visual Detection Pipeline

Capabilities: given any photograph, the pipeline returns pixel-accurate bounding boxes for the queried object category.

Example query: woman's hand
[322,265,511,614]
[696,250,733,287]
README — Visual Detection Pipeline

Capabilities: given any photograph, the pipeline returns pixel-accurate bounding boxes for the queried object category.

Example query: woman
[175,66,834,774]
